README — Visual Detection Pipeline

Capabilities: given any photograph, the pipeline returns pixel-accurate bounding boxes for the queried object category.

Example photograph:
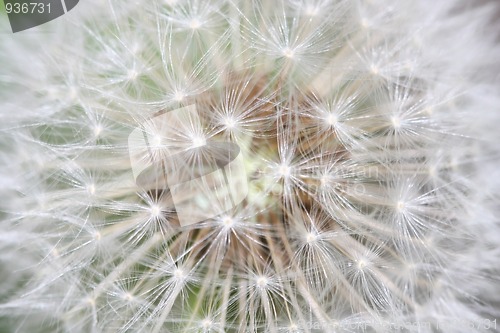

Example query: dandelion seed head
[223,116,236,129]
[325,113,337,126]
[304,6,319,17]
[282,47,295,59]
[201,318,212,329]
[122,292,134,302]
[150,205,162,219]
[190,135,206,148]
[396,200,406,213]
[305,232,317,244]
[357,259,367,270]
[189,19,201,30]
[173,91,185,102]
[391,115,401,129]
[221,215,234,228]
[1,0,499,332]
[256,276,268,288]
[278,163,291,178]
[87,183,96,195]
[173,268,185,281]
[151,134,163,149]
[127,69,138,81]
[93,125,103,138]
[320,174,331,187]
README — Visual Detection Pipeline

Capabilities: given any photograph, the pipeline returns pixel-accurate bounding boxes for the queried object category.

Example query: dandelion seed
[190,135,206,148]
[150,205,162,219]
[173,268,185,280]
[221,215,234,228]
[256,276,268,289]
[325,113,337,126]
[305,232,317,244]
[189,19,201,30]
[201,318,212,329]
[223,116,236,129]
[282,47,295,59]
[278,163,291,178]
[93,125,103,138]
[87,183,96,195]
[127,69,138,81]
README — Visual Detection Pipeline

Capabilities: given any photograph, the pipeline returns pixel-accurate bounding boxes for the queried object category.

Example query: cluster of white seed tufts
[1,0,500,332]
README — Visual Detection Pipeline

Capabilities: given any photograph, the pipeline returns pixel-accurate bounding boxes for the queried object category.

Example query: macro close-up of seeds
[1,1,500,332]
